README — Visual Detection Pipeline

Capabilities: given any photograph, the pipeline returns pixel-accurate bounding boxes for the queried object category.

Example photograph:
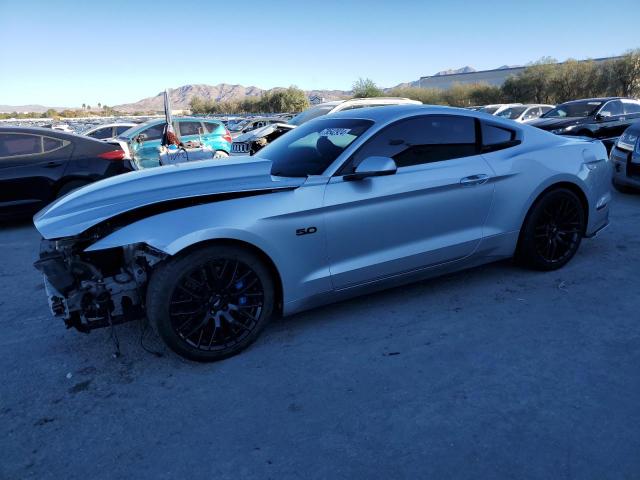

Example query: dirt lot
[1,191,639,480]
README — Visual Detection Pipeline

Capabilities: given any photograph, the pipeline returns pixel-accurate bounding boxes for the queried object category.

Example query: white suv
[231,97,422,156]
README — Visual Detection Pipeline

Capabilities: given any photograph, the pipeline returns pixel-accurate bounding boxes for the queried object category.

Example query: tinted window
[43,137,63,152]
[179,121,202,136]
[0,133,42,157]
[288,105,335,126]
[256,118,373,177]
[87,127,114,139]
[115,125,133,135]
[623,101,640,114]
[600,100,623,117]
[205,122,221,133]
[543,101,602,118]
[482,123,517,152]
[350,115,477,170]
[141,124,165,141]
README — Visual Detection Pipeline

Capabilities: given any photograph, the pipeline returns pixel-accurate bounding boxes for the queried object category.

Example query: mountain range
[0,64,524,113]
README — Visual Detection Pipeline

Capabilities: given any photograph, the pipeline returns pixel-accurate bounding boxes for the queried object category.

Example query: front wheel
[517,188,586,271]
[147,245,275,362]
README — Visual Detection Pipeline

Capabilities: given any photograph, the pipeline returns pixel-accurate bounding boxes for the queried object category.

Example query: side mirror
[344,156,397,181]
[135,133,148,143]
[596,112,610,121]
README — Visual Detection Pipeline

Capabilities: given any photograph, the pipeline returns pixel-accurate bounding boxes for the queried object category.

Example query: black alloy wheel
[518,188,586,271]
[147,245,275,361]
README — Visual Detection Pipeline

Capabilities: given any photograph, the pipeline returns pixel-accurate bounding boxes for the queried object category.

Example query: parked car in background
[610,123,640,192]
[496,104,554,123]
[231,97,422,156]
[0,126,130,219]
[478,104,522,116]
[33,105,611,361]
[82,122,137,140]
[114,117,232,169]
[229,117,287,139]
[528,97,640,150]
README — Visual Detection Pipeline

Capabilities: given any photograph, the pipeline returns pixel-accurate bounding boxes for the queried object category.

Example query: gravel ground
[1,191,639,480]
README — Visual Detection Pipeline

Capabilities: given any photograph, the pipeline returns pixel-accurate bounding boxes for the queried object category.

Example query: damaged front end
[34,236,166,332]
[231,123,295,156]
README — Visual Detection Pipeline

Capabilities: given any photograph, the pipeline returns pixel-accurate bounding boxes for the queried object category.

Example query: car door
[323,114,495,289]
[597,100,625,139]
[0,132,71,216]
[130,123,165,168]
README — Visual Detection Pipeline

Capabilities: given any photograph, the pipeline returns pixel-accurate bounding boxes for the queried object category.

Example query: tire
[213,150,229,159]
[146,244,275,362]
[57,180,90,198]
[516,188,586,271]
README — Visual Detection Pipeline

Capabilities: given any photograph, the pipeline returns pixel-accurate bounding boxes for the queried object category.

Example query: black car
[610,122,640,192]
[529,97,640,150]
[0,127,132,219]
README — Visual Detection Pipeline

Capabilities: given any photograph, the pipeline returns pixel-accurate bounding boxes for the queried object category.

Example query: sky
[1,0,638,107]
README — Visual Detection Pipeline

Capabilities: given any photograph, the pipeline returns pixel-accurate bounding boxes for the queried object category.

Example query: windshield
[230,120,250,132]
[479,106,499,115]
[542,101,602,118]
[288,105,337,126]
[256,118,374,177]
[496,106,527,119]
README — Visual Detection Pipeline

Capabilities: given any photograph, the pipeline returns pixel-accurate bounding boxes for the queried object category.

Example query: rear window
[205,122,221,133]
[0,133,42,157]
[140,124,165,141]
[179,121,203,136]
[115,125,133,135]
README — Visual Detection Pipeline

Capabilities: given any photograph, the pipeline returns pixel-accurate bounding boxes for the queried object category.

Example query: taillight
[98,149,126,161]
[223,128,232,143]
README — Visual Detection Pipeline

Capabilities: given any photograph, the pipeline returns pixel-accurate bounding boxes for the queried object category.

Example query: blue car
[117,117,232,169]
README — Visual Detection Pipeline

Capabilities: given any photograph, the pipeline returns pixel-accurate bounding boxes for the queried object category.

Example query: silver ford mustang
[33,105,612,361]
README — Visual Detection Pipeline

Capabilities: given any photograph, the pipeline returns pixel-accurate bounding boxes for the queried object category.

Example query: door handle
[44,161,62,168]
[460,174,490,186]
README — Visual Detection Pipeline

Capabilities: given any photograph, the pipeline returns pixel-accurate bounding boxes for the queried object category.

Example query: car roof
[0,125,86,141]
[325,104,492,123]
[134,117,220,128]
[560,97,625,104]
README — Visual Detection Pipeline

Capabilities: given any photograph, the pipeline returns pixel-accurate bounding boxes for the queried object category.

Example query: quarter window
[481,123,517,152]
[43,137,64,152]
[179,121,203,136]
[205,122,221,133]
[349,115,478,171]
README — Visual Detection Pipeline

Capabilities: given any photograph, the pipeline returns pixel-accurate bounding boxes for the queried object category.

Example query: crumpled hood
[528,117,585,130]
[234,123,295,143]
[34,157,304,239]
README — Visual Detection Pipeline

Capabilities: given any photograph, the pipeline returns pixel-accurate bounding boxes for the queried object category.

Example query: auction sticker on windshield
[320,128,352,136]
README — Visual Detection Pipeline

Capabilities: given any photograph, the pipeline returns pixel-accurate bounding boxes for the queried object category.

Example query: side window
[0,133,43,158]
[540,106,553,114]
[88,127,113,139]
[349,115,478,171]
[600,100,623,117]
[481,123,517,153]
[523,107,541,120]
[115,125,133,135]
[141,124,165,141]
[179,121,203,136]
[623,102,640,115]
[205,122,221,133]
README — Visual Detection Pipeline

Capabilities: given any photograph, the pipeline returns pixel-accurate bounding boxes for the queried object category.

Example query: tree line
[189,86,310,114]
[357,49,640,107]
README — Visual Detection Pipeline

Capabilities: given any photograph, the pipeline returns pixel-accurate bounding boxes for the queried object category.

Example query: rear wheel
[147,245,275,362]
[517,188,586,271]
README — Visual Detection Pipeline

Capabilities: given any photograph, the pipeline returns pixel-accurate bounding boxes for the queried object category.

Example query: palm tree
[98,102,101,109]
[82,103,86,110]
